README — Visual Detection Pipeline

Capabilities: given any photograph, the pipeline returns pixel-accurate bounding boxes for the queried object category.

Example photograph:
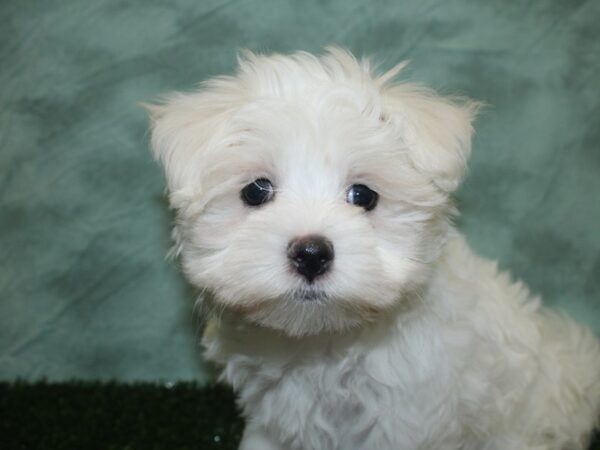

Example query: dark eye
[346,184,378,211]
[241,178,275,206]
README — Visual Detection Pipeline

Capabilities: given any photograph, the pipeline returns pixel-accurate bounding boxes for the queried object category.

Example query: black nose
[287,235,334,282]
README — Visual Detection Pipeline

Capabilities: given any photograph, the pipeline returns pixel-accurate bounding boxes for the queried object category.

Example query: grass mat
[1,381,598,449]
[0,381,243,450]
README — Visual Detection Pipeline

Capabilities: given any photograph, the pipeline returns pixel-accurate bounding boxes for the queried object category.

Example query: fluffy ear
[382,81,481,193]
[144,79,242,205]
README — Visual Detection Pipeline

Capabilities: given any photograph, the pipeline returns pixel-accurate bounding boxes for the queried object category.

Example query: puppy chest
[249,370,380,449]
[236,360,463,450]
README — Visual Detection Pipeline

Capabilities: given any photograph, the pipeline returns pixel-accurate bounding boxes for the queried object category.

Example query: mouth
[290,287,329,302]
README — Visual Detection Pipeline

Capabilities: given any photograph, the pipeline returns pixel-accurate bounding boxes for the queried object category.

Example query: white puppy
[148,48,600,450]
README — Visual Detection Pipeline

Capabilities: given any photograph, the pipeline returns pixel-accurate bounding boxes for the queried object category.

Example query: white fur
[148,48,600,449]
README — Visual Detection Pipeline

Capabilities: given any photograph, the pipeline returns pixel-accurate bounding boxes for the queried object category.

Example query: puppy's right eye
[241,178,275,207]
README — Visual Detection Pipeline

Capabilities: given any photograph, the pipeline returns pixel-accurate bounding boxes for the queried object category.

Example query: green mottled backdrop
[1,0,598,382]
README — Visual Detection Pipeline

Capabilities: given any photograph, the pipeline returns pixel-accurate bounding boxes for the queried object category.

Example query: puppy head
[148,48,479,337]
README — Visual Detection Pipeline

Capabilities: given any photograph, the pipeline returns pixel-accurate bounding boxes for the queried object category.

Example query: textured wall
[1,0,598,381]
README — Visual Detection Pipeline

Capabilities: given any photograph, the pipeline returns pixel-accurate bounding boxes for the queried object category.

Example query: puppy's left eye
[241,178,275,207]
[346,184,378,211]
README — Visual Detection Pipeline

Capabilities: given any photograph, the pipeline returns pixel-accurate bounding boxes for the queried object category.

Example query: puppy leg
[239,425,283,450]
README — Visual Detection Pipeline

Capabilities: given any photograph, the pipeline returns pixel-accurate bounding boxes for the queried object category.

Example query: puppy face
[149,48,478,336]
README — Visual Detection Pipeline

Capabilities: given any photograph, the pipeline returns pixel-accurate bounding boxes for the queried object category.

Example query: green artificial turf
[0,381,244,450]
[1,381,598,449]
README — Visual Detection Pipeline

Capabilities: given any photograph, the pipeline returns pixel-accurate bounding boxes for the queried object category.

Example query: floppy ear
[144,80,242,207]
[382,81,481,193]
